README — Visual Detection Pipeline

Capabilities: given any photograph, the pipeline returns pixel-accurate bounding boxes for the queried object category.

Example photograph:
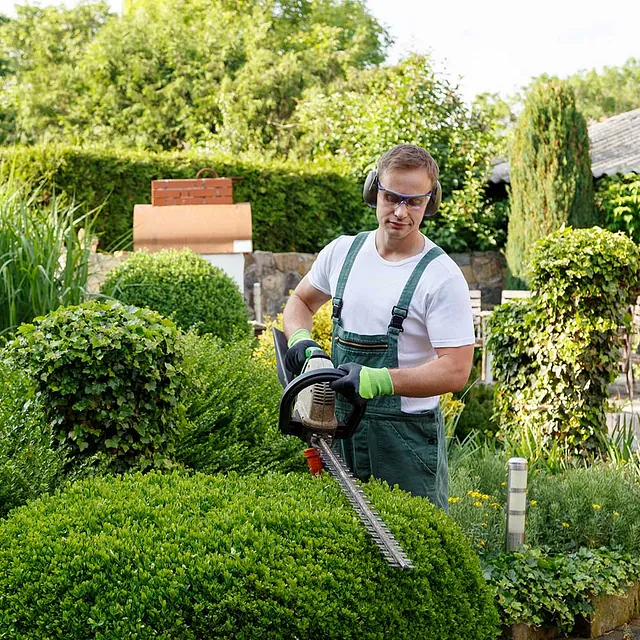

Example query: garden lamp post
[506,457,528,551]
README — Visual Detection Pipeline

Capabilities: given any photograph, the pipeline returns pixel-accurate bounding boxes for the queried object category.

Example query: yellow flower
[613,512,620,518]
[448,497,461,504]
[592,504,602,510]
[562,522,569,527]
[530,500,537,506]
[490,502,501,509]
[477,540,485,546]
[501,482,506,486]
[481,522,487,527]
[483,513,489,518]
[474,501,483,508]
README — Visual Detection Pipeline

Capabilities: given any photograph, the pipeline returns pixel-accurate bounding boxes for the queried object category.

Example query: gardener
[282,144,475,510]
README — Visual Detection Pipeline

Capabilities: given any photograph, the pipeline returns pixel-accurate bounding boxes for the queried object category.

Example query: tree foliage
[530,58,640,122]
[505,80,596,283]
[0,0,389,151]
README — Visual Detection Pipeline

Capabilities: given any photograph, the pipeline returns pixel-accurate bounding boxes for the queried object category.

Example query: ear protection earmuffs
[363,170,442,218]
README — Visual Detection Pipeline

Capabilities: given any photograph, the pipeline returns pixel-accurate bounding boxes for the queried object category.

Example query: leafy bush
[484,546,640,634]
[489,227,640,456]
[596,171,640,241]
[10,300,187,471]
[101,248,251,342]
[0,351,64,518]
[0,471,500,639]
[177,331,305,474]
[0,177,93,338]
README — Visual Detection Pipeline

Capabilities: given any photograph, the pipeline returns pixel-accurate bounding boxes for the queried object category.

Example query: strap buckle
[389,306,408,332]
[332,297,343,319]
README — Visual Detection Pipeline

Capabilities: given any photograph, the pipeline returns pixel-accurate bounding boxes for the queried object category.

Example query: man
[282,144,475,510]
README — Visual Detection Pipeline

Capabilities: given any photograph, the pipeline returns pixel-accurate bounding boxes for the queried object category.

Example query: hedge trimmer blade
[313,436,414,570]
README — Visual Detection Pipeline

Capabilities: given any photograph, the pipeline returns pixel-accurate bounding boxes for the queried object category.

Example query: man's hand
[330,363,394,403]
[285,328,325,376]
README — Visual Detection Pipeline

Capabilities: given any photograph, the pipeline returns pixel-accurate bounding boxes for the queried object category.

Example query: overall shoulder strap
[389,246,445,332]
[332,232,370,319]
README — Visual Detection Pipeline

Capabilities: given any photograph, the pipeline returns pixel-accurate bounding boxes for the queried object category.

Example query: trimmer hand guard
[278,368,366,441]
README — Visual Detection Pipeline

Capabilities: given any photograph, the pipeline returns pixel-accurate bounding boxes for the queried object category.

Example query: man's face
[375,167,434,241]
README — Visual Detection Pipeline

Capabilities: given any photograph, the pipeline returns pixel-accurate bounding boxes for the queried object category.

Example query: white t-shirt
[307,231,475,412]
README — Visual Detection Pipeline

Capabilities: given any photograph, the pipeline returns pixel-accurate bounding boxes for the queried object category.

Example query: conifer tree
[505,81,596,283]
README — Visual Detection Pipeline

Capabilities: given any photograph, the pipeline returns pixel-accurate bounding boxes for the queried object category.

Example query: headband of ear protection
[363,170,442,218]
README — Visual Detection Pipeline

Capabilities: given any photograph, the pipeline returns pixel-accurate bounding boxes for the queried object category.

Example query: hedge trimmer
[273,328,413,570]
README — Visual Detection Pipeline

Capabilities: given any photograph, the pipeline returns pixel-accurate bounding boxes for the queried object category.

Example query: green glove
[286,328,325,376]
[330,363,394,403]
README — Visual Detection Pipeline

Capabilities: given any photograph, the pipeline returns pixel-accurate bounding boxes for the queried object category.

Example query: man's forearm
[388,346,474,397]
[282,292,315,340]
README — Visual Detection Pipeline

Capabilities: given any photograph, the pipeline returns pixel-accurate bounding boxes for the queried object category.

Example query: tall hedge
[0,144,367,253]
[505,81,596,283]
[0,471,500,639]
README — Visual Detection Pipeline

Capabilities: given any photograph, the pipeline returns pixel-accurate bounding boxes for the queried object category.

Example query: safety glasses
[378,183,432,211]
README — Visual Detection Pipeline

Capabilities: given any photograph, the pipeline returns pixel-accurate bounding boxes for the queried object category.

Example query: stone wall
[245,250,507,321]
[86,249,507,320]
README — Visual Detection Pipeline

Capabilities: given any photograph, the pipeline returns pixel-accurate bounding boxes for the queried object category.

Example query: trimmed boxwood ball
[10,300,186,470]
[101,248,251,341]
[0,472,499,639]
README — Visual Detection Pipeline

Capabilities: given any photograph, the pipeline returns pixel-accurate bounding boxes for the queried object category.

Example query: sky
[0,0,638,104]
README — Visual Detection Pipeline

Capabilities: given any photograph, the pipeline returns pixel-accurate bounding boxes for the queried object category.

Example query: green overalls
[331,232,449,511]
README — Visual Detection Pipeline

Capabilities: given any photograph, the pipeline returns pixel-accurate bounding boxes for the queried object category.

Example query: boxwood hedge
[101,249,251,341]
[0,471,499,639]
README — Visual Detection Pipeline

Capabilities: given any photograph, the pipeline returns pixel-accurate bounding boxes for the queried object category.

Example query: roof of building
[489,107,640,184]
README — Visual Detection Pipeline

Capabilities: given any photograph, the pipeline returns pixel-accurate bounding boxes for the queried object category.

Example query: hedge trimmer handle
[278,368,366,440]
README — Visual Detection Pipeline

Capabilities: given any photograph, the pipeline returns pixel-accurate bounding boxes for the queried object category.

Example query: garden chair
[469,289,491,381]
[500,289,532,304]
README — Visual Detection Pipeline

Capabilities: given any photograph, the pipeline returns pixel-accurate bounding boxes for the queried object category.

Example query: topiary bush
[10,300,187,471]
[0,471,500,639]
[177,331,305,475]
[101,248,251,342]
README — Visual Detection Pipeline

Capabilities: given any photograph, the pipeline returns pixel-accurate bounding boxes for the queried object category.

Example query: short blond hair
[377,144,439,184]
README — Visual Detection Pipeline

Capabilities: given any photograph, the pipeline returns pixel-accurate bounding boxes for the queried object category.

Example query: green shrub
[489,227,640,456]
[101,249,251,342]
[0,350,65,518]
[484,546,640,634]
[177,331,305,474]
[505,80,596,283]
[10,300,187,471]
[596,172,640,241]
[0,177,93,338]
[527,464,640,554]
[0,471,500,639]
